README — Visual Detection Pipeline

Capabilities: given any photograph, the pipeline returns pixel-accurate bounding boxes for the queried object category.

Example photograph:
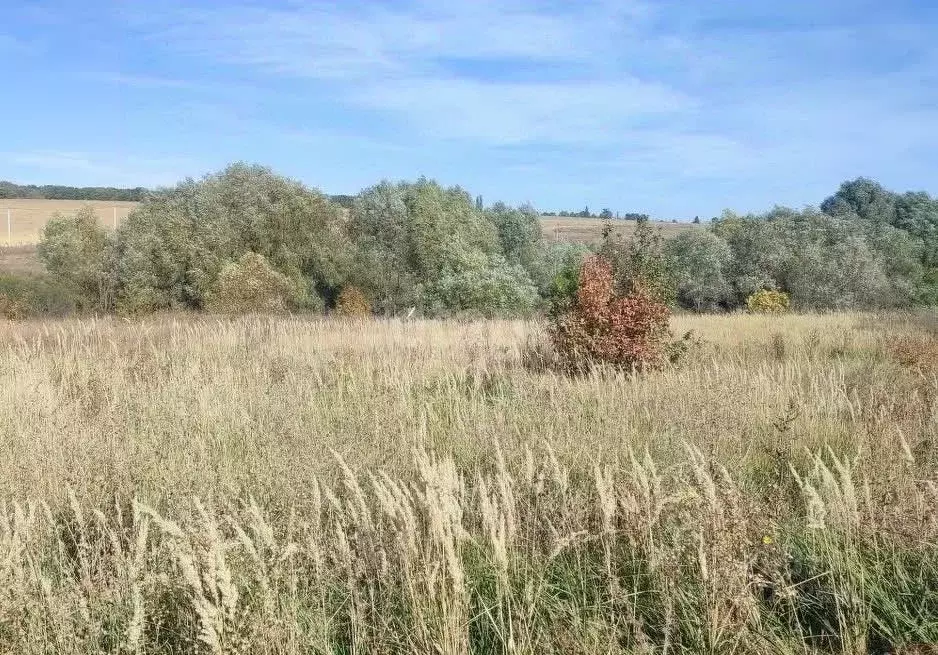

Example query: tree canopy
[23,166,938,317]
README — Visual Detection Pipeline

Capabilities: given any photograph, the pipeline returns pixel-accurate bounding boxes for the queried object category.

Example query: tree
[580,205,591,218]
[529,241,590,304]
[600,208,613,219]
[486,202,542,267]
[711,211,787,305]
[37,206,112,311]
[821,178,897,225]
[599,216,675,305]
[112,163,347,313]
[692,216,701,224]
[665,231,733,311]
[350,178,538,317]
[423,250,539,318]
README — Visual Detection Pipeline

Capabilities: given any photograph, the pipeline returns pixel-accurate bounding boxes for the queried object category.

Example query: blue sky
[2,0,937,219]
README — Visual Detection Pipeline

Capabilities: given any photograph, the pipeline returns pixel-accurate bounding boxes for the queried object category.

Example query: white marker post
[6,209,10,245]
[113,207,118,230]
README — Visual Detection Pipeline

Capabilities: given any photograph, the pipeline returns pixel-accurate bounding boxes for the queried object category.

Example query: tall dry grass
[0,311,935,653]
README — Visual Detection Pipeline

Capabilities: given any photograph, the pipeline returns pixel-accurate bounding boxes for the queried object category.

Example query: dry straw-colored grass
[0,311,935,653]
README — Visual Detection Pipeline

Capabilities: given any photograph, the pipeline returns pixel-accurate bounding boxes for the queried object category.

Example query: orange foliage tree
[550,255,671,372]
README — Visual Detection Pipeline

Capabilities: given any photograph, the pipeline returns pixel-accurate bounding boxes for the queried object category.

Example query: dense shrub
[0,273,78,316]
[335,285,372,317]
[550,255,671,372]
[747,289,791,314]
[37,206,112,311]
[112,163,347,312]
[350,180,541,317]
[205,253,298,314]
[665,231,733,311]
[422,250,539,318]
[530,241,590,305]
[598,216,675,305]
[0,293,27,320]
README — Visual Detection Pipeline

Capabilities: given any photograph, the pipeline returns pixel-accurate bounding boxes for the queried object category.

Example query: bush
[747,289,791,314]
[335,285,371,317]
[113,163,345,312]
[37,206,112,311]
[422,250,539,318]
[0,273,77,316]
[0,293,28,320]
[205,253,298,314]
[550,255,672,373]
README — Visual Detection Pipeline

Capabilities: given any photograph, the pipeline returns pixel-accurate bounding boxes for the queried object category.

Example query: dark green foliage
[709,202,934,311]
[21,166,938,317]
[665,231,732,311]
[822,178,938,302]
[328,194,356,209]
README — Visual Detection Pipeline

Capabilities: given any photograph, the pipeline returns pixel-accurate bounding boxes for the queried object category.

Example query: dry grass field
[539,215,699,244]
[0,311,935,653]
[0,199,139,246]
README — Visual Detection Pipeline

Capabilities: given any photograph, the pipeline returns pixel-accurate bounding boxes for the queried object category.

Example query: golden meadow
[0,311,936,654]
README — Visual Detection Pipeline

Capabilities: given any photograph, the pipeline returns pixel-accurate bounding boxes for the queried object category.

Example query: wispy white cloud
[1,150,195,187]
[80,0,938,213]
[123,0,683,147]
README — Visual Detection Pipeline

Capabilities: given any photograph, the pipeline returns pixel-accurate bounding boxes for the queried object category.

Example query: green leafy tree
[112,163,347,313]
[37,206,112,311]
[599,216,676,305]
[486,202,542,267]
[665,231,733,311]
[422,250,538,318]
[350,178,515,316]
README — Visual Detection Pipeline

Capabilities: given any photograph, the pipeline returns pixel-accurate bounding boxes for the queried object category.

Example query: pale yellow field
[0,199,139,245]
[539,214,699,244]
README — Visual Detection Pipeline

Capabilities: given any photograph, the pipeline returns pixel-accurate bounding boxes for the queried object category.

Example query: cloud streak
[6,0,938,216]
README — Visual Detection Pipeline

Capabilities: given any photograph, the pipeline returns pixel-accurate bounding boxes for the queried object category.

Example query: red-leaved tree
[550,255,671,372]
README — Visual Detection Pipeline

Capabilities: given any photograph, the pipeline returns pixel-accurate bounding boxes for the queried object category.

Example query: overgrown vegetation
[0,312,935,653]
[747,289,791,314]
[550,254,672,372]
[2,167,934,319]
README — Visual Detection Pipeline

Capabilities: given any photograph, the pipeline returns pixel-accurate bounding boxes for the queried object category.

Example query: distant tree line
[0,179,358,209]
[665,178,938,311]
[541,207,651,221]
[2,166,936,318]
[0,181,148,202]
